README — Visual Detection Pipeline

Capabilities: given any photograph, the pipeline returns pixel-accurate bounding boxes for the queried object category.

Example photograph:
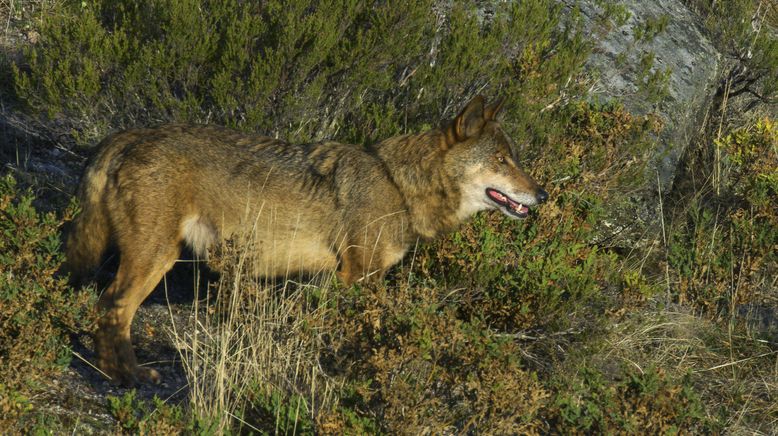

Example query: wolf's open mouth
[486,188,529,218]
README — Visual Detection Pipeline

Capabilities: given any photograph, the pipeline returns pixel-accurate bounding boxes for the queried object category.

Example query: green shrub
[668,118,777,316]
[684,0,778,108]
[0,175,95,427]
[194,235,556,433]
[328,281,549,434]
[246,390,315,435]
[12,0,589,147]
[317,101,661,433]
[549,366,710,434]
[108,390,217,435]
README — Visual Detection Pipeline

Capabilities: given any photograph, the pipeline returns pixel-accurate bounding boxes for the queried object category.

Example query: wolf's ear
[484,97,505,121]
[452,95,486,142]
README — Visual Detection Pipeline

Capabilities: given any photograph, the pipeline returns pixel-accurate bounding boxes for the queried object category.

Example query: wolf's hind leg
[94,244,179,386]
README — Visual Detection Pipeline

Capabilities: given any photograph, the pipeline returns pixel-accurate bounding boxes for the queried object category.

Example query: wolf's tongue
[489,190,507,202]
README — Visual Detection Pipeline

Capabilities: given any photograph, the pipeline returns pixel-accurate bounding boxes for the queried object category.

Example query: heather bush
[107,389,219,434]
[0,175,95,428]
[549,366,710,434]
[12,0,589,148]
[668,118,777,316]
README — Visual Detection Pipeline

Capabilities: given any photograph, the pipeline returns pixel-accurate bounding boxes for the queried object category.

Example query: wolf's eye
[497,155,505,163]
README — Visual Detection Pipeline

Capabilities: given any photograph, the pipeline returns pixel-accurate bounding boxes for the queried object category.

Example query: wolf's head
[444,95,548,220]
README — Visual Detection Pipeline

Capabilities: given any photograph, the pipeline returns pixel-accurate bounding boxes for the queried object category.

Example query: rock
[560,0,721,189]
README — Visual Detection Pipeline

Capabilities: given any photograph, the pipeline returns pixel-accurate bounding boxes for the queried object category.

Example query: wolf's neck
[371,129,464,239]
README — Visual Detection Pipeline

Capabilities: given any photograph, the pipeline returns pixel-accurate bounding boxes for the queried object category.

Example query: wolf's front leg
[336,246,387,286]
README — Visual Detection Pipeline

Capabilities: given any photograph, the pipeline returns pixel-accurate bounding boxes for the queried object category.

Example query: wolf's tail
[64,163,111,283]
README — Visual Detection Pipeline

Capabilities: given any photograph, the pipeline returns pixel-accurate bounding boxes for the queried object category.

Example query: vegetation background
[0,0,775,433]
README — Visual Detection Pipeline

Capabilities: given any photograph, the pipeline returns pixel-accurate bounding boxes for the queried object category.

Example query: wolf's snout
[536,188,549,204]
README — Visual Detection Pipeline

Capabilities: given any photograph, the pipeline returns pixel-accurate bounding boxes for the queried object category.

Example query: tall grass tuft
[173,232,341,433]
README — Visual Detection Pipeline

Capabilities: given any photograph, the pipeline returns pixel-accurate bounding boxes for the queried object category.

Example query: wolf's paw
[103,365,162,387]
[136,366,162,385]
[95,337,162,385]
[112,363,163,386]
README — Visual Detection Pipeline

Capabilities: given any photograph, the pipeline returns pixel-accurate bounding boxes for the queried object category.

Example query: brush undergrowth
[1,0,776,434]
[668,118,777,318]
[550,365,709,434]
[0,175,95,430]
[11,0,593,148]
[421,101,659,334]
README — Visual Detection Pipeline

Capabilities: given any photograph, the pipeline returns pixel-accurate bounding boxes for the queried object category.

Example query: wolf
[65,95,548,385]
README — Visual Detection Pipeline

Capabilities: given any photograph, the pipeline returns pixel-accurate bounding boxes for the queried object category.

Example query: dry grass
[597,309,778,433]
[171,236,343,433]
[1,0,57,43]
